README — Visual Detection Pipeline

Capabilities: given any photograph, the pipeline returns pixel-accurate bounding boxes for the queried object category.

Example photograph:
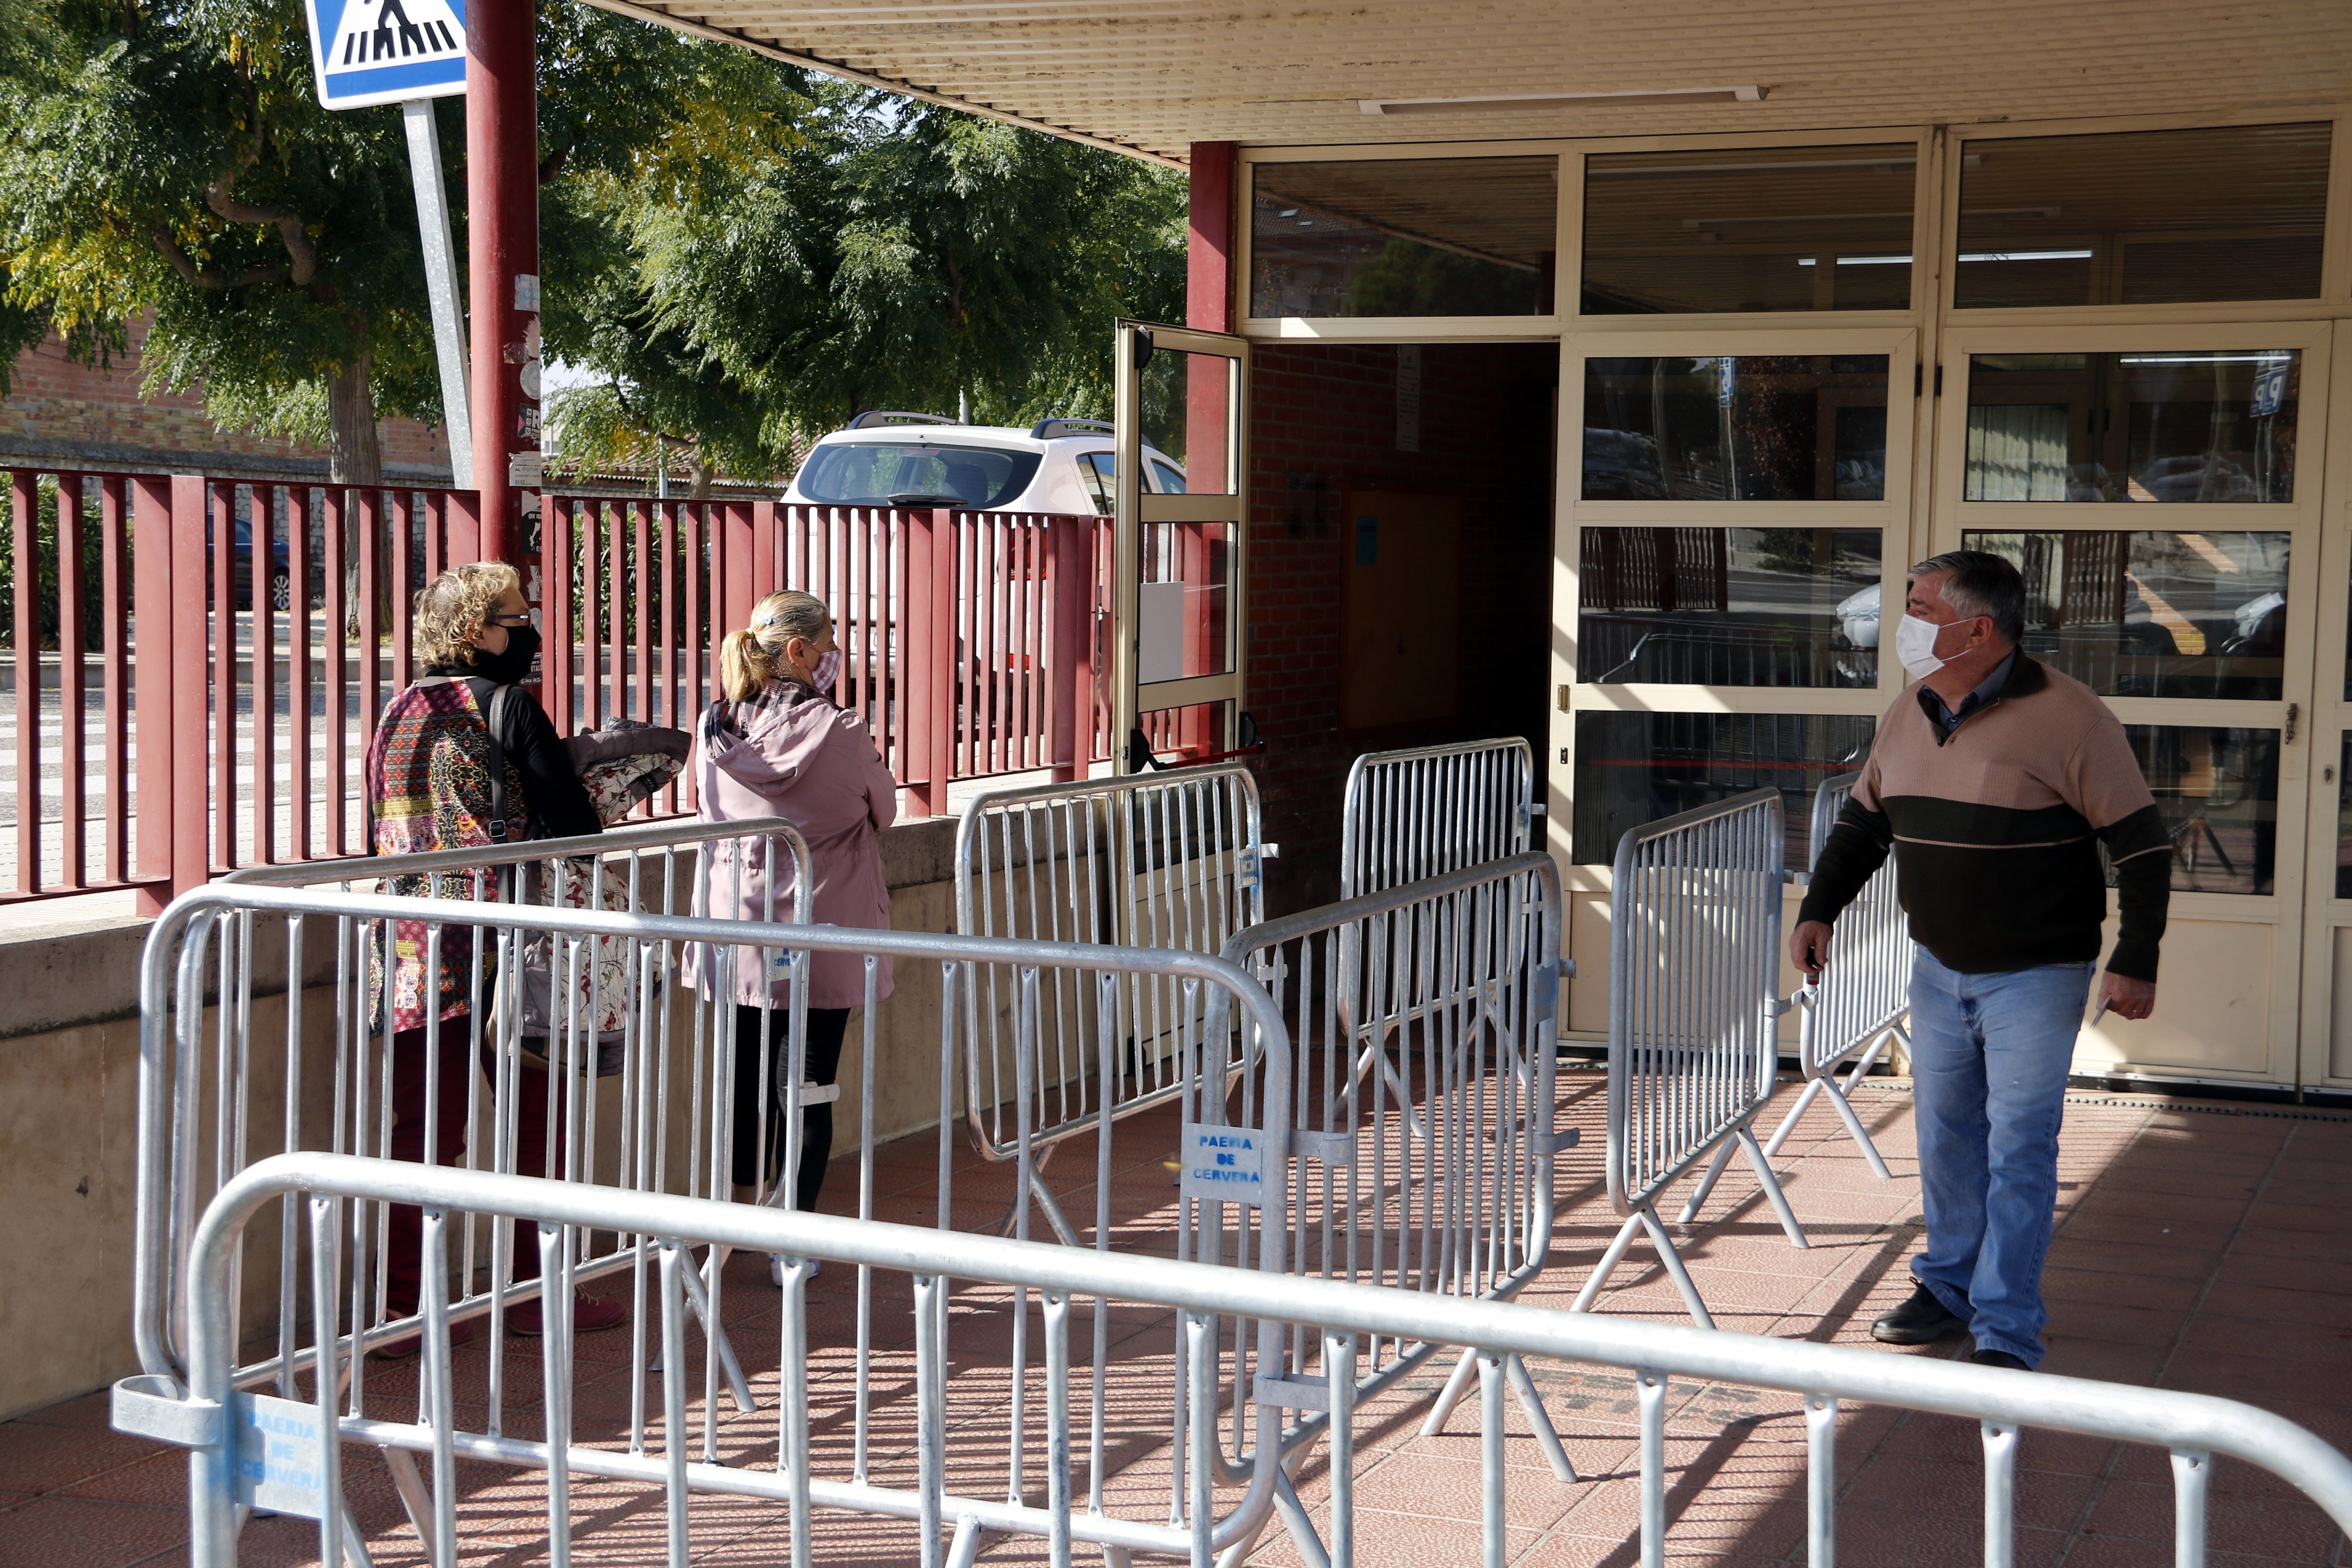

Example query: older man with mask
[1789,549,2168,1371]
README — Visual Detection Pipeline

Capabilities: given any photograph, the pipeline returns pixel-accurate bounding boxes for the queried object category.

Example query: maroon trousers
[381,1022,569,1315]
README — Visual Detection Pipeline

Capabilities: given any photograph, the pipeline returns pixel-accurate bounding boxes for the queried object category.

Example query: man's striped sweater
[1797,654,2171,981]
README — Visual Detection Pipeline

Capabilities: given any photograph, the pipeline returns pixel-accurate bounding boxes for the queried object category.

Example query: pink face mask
[809,648,841,692]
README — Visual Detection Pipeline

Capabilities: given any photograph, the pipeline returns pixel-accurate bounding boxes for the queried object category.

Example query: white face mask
[809,647,841,692]
[1893,613,1961,680]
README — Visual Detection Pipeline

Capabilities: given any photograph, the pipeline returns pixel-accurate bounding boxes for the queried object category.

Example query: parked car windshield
[796,442,1042,508]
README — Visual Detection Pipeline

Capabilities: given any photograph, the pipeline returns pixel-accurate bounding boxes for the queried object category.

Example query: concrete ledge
[0,818,965,1042]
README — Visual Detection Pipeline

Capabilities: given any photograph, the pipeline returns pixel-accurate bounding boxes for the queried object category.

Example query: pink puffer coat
[681,677,896,1009]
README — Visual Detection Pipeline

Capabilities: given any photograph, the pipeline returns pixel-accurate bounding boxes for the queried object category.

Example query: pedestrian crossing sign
[304,0,467,110]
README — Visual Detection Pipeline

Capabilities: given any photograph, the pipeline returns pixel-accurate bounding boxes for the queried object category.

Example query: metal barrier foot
[1734,1125,1811,1250]
[946,1511,984,1568]
[382,1446,435,1560]
[680,1249,758,1414]
[1635,1206,1717,1331]
[1269,1468,1333,1568]
[1674,1139,1740,1227]
[1763,1031,1897,1180]
[1761,1077,1830,1161]
[1419,1347,1479,1436]
[1818,1071,1896,1180]
[1505,1354,1578,1483]
[338,1506,377,1568]
[1567,1212,1647,1315]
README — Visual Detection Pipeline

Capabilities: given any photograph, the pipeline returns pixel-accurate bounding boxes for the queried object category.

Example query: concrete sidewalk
[4,1068,2348,1566]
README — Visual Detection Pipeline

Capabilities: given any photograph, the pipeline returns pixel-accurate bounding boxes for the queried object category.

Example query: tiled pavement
[6,1064,2350,1567]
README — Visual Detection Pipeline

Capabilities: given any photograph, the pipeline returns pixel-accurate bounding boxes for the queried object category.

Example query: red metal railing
[3,469,1116,911]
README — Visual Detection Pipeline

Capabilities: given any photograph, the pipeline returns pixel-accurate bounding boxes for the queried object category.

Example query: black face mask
[475,623,540,686]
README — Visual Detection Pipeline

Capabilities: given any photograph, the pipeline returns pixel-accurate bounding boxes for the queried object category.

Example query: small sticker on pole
[1178,1122,1272,1207]
[303,0,467,111]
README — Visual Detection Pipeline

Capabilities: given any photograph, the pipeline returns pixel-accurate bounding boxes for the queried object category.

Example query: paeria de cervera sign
[1178,1122,1271,1207]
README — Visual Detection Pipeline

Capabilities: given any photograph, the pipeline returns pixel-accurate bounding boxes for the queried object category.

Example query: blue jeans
[1907,948,2094,1367]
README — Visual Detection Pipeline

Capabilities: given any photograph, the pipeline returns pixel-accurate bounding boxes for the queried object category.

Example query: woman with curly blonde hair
[363,560,618,1344]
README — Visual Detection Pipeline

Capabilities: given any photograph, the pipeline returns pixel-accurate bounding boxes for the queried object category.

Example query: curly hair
[413,562,521,669]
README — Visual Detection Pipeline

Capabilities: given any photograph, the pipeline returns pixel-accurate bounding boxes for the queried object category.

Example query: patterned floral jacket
[364,679,536,1032]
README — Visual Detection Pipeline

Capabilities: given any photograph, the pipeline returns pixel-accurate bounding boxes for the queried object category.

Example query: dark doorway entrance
[1244,341,1559,911]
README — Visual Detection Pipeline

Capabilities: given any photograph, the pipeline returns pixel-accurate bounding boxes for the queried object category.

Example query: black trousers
[731,1005,852,1208]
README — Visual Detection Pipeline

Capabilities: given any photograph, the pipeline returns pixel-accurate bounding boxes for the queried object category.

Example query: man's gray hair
[1910,549,2026,643]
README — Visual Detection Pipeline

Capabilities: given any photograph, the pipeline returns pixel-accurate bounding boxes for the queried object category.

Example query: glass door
[1112,320,1249,769]
[1933,323,2332,1090]
[1553,327,1921,1036]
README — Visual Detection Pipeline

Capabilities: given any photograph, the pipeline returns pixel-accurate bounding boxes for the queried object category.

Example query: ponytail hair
[720,590,830,702]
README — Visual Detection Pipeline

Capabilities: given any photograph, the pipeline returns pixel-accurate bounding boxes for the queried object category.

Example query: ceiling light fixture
[1360,85,1765,116]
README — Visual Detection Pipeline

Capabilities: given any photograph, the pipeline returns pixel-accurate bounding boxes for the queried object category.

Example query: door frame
[1112,319,1251,767]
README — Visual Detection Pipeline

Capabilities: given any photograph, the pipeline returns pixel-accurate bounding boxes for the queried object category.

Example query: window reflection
[1250,158,1556,318]
[1956,124,2329,308]
[1578,527,1880,688]
[1570,712,1876,868]
[1584,356,1889,502]
[1964,351,2299,503]
[2119,726,2277,897]
[1582,144,1917,314]
[1961,530,2288,700]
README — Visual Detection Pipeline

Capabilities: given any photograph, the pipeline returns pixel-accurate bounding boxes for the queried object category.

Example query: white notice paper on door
[1138,580,1186,685]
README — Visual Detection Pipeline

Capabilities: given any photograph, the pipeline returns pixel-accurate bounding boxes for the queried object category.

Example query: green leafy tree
[535,13,809,494]
[0,0,783,481]
[0,0,448,480]
[628,86,1186,452]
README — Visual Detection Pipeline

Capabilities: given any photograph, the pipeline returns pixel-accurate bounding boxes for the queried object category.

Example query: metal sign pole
[400,97,474,491]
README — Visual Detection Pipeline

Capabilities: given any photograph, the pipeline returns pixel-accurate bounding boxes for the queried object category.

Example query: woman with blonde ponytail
[685,591,896,1281]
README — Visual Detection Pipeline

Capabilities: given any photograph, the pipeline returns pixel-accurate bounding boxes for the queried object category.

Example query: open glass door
[1112,320,1249,771]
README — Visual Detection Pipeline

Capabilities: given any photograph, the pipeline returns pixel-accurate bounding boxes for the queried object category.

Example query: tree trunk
[324,355,383,486]
[689,457,715,502]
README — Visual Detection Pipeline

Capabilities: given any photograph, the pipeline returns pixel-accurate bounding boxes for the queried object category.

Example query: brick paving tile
[11,1084,2352,1566]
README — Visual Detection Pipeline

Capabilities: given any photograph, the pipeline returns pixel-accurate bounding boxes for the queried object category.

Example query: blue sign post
[300,0,476,487]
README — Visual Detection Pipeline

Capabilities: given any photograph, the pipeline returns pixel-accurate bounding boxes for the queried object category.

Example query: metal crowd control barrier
[952,764,1267,1240]
[124,1152,2352,1568]
[1218,852,1578,1506]
[1764,772,1907,1177]
[140,820,821,1536]
[1579,788,1806,1329]
[130,880,1312,1566]
[1338,737,1536,899]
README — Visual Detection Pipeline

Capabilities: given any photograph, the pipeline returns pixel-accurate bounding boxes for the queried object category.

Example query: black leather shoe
[1969,1348,2029,1371]
[1871,1284,1968,1344]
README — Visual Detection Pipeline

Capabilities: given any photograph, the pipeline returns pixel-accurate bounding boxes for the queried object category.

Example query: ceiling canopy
[578,0,2352,166]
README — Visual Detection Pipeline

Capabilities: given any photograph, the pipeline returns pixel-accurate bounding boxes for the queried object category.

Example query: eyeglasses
[488,612,537,627]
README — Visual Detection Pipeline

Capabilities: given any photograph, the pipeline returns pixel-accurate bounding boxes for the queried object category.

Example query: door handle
[2285,701,2299,745]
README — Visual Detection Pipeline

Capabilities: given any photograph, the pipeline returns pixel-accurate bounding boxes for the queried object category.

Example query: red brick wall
[2,319,453,482]
[1245,341,1556,911]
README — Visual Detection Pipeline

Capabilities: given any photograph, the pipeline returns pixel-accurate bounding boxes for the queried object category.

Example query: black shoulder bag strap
[465,677,518,843]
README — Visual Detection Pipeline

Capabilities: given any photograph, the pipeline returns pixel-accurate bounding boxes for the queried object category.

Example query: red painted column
[1188,141,1237,333]
[467,0,540,566]
[1183,142,1239,755]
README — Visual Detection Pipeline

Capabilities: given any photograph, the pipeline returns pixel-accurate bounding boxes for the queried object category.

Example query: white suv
[783,411,1187,515]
